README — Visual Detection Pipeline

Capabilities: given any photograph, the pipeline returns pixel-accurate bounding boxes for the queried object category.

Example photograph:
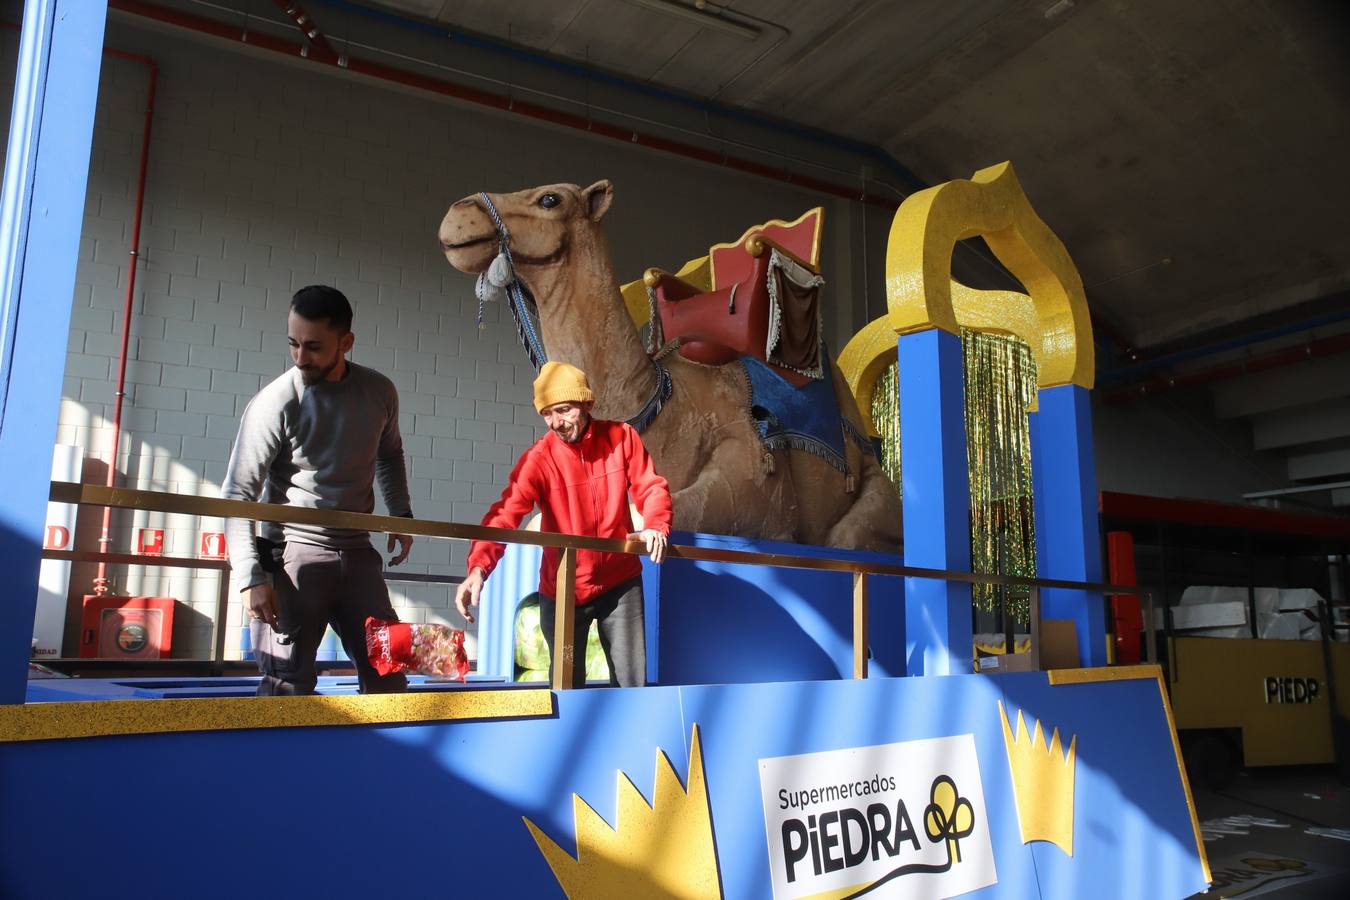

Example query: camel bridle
[475,191,550,371]
[472,191,672,434]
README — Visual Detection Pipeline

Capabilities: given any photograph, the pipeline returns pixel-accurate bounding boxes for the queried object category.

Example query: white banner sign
[759,735,997,899]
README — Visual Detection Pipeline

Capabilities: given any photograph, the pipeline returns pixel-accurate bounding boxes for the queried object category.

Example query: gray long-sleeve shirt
[221,362,412,594]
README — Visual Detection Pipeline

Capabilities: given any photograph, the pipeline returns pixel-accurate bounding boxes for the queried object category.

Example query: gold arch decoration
[839,161,1090,625]
[881,159,1093,390]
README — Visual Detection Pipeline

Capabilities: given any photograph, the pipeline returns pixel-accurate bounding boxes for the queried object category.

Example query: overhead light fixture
[619,0,761,41]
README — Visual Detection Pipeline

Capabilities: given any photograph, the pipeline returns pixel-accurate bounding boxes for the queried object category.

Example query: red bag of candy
[365,616,469,681]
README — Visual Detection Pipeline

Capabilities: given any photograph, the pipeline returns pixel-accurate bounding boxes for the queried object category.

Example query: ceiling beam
[1287,444,1350,482]
[1252,399,1350,451]
[1210,353,1350,419]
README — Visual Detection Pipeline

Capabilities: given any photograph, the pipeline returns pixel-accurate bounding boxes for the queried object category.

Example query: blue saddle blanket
[742,355,872,474]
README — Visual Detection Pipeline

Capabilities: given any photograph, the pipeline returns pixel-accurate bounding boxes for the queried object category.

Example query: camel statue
[438,181,903,553]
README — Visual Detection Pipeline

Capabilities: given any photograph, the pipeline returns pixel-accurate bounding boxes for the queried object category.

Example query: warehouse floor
[1187,766,1350,898]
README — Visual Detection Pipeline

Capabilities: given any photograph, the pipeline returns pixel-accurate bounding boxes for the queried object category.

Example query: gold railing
[49,482,1156,688]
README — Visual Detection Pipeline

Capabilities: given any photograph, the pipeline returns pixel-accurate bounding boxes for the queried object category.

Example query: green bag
[514,594,608,683]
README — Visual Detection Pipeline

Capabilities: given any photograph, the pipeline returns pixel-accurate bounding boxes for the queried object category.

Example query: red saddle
[645,209,825,386]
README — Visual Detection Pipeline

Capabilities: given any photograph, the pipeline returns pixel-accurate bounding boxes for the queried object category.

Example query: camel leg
[823,452,904,554]
[671,442,798,542]
[811,365,904,554]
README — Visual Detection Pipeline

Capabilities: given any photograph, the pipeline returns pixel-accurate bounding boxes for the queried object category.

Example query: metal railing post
[853,570,868,679]
[211,570,229,675]
[551,548,577,691]
[1143,589,1157,665]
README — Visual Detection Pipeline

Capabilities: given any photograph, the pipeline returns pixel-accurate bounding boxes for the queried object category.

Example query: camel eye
[538,193,561,209]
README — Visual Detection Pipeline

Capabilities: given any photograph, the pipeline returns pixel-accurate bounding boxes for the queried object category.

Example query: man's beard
[556,414,591,444]
[298,359,339,385]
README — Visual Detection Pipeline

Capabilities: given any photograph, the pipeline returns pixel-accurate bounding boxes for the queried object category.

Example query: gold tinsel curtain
[870,330,1038,623]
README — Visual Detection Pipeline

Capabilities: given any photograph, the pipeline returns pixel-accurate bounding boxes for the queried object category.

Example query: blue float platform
[1,666,1208,899]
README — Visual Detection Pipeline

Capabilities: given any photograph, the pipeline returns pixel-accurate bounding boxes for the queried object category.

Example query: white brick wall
[21,19,863,660]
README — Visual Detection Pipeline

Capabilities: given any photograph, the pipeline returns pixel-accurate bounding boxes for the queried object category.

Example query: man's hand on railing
[387,533,413,566]
[629,529,668,564]
[455,567,486,624]
[245,582,280,629]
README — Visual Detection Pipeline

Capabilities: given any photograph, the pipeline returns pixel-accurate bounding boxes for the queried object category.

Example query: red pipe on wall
[94,53,158,595]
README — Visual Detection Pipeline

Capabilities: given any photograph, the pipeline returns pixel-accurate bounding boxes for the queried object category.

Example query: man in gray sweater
[222,285,414,695]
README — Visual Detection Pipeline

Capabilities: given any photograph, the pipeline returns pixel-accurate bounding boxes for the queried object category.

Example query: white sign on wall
[33,445,83,658]
[758,735,997,899]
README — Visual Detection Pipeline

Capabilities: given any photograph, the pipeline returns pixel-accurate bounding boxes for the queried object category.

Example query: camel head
[438,179,651,401]
[438,180,614,276]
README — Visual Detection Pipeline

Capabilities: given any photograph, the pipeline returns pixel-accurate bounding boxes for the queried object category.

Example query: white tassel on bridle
[474,246,515,310]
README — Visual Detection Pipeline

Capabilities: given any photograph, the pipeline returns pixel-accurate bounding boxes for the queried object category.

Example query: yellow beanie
[533,362,594,413]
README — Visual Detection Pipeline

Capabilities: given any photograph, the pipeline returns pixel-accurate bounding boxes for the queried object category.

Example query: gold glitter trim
[0,689,554,742]
[1046,665,1160,685]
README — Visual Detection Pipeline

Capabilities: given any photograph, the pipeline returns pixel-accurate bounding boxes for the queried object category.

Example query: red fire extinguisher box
[79,596,176,659]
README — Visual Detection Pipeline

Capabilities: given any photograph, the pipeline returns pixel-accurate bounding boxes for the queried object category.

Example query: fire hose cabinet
[79,596,176,659]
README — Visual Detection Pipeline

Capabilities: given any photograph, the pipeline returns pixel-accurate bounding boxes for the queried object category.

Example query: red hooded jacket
[466,419,673,603]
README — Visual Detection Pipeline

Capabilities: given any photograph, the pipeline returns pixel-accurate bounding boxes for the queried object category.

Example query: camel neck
[530,233,657,420]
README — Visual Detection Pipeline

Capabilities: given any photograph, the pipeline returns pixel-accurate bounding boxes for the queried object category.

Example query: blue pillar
[899,329,972,676]
[0,0,108,703]
[1030,383,1106,667]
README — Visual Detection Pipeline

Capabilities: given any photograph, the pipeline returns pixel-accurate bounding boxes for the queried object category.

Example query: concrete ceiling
[370,0,1350,352]
[365,0,1350,503]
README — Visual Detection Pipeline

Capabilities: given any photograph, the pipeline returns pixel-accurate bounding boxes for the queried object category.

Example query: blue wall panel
[1030,385,1106,667]
[998,675,1204,900]
[0,0,108,702]
[655,531,905,685]
[477,529,905,687]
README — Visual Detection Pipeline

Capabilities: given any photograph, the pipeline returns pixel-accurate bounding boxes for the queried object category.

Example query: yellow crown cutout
[998,701,1077,856]
[523,723,722,899]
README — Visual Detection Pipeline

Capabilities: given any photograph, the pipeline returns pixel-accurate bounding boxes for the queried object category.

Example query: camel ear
[583,180,613,221]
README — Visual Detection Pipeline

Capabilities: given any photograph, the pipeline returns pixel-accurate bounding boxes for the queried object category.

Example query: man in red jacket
[454,362,672,687]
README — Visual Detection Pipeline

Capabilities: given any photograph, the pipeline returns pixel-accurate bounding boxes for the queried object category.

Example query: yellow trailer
[1168,636,1349,767]
[1100,491,1350,780]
